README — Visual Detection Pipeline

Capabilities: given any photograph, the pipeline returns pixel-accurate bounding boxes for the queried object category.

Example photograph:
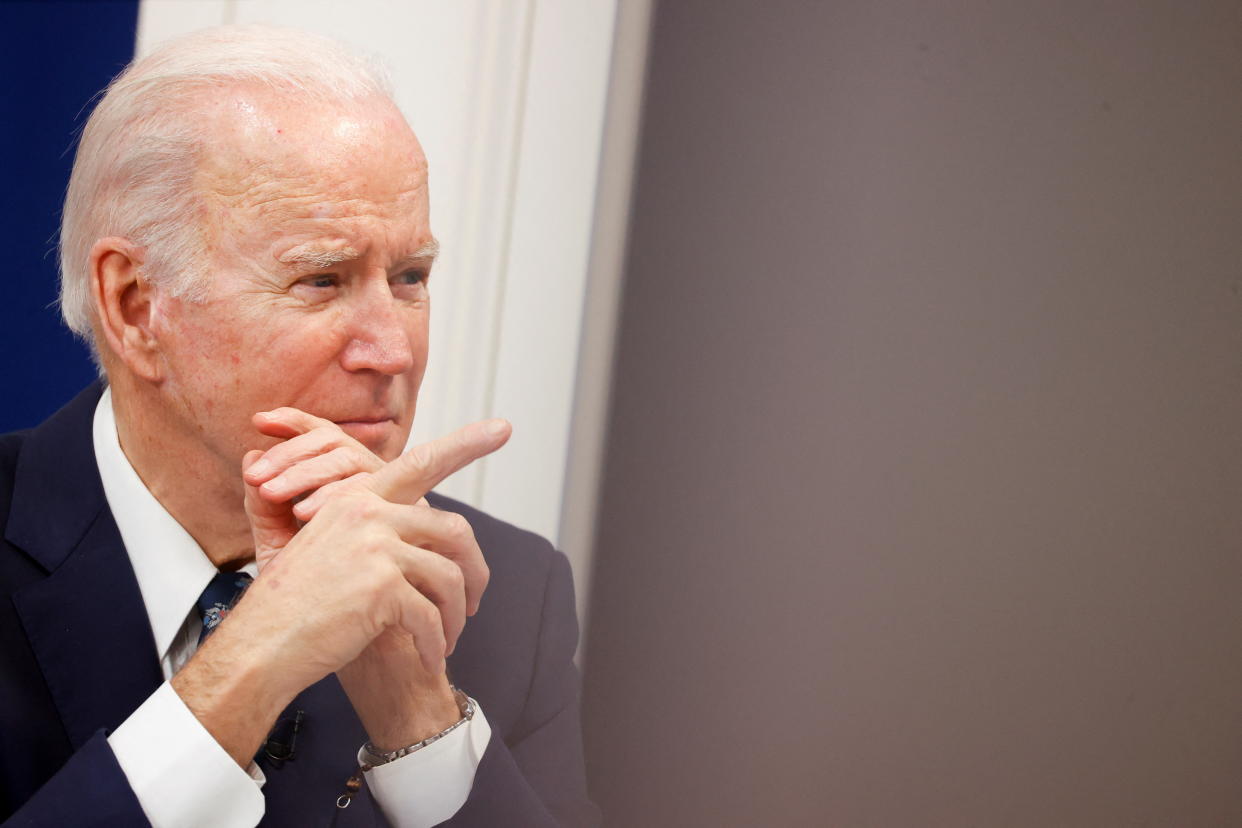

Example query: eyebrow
[396,239,440,268]
[277,238,440,270]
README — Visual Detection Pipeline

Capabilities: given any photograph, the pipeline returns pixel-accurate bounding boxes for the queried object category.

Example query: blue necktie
[196,571,253,644]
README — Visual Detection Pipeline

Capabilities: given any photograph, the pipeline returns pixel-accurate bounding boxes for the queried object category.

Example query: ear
[89,237,164,382]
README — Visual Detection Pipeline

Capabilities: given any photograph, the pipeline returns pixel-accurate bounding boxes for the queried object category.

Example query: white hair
[59,25,394,362]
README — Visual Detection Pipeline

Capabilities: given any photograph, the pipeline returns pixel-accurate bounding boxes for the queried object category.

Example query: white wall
[137,0,644,627]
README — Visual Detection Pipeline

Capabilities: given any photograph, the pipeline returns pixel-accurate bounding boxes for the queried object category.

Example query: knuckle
[342,493,381,522]
[253,449,285,473]
[372,563,405,597]
[445,512,473,541]
[339,472,372,493]
[409,442,438,472]
[359,533,388,558]
[305,482,339,511]
[418,601,440,630]
[359,575,388,608]
[317,490,348,516]
[314,424,342,440]
[444,563,466,590]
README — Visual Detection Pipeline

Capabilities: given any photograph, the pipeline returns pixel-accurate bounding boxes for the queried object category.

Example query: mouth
[333,416,397,425]
[332,417,399,447]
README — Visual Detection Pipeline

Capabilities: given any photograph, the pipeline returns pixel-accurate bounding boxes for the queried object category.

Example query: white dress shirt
[94,387,490,827]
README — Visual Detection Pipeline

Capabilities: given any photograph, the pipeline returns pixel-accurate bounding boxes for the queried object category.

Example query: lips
[333,418,399,451]
[333,416,396,425]
[324,407,400,425]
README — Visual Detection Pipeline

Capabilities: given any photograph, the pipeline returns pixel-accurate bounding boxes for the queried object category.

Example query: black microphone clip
[263,708,305,769]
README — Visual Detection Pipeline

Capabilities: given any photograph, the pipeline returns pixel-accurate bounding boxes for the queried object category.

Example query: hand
[171,415,511,765]
[239,407,386,570]
[241,408,496,643]
[244,410,511,751]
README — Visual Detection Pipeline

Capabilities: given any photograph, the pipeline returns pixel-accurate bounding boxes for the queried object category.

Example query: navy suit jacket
[0,384,599,826]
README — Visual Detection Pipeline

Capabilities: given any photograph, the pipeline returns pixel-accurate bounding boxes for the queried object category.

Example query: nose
[339,282,416,375]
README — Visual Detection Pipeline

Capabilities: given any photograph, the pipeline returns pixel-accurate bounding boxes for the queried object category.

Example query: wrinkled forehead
[192,84,428,216]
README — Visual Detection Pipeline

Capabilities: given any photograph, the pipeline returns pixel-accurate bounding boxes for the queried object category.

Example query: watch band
[360,687,475,766]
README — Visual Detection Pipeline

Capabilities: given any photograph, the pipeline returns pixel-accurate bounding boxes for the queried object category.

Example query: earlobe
[90,237,163,381]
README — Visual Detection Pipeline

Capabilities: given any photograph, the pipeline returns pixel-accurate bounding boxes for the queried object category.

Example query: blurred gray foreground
[581,1,1242,825]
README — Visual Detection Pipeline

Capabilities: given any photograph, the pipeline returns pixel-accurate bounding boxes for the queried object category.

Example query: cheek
[157,302,241,381]
[247,325,336,373]
[236,311,361,393]
[160,301,308,395]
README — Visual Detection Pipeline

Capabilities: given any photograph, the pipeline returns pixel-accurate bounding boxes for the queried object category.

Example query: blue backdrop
[1,1,139,432]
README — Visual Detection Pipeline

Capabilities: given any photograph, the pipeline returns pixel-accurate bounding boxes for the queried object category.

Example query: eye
[391,269,430,299]
[299,274,339,290]
[393,269,428,287]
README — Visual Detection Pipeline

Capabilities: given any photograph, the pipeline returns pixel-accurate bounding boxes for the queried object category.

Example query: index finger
[370,419,512,504]
[252,407,336,439]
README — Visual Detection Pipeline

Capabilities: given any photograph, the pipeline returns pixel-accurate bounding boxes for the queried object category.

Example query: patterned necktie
[196,571,253,644]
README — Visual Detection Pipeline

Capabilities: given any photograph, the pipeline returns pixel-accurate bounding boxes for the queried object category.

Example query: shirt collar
[92,386,249,664]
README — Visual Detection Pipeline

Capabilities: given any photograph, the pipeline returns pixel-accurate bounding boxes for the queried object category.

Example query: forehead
[193,85,430,247]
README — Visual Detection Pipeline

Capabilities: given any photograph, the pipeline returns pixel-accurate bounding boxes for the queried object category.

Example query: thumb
[243,449,298,571]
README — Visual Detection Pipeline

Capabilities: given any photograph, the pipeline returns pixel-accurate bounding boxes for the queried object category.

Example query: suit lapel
[7,383,163,748]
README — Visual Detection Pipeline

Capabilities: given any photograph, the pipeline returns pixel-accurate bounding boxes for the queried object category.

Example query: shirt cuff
[362,697,492,828]
[107,681,266,828]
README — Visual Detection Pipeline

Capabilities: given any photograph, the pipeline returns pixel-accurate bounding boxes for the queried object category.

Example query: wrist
[337,630,460,751]
[361,687,475,763]
[342,667,459,751]
[171,636,294,767]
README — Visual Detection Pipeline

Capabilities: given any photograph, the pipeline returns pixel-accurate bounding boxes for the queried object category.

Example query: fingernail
[248,459,270,477]
[485,419,508,436]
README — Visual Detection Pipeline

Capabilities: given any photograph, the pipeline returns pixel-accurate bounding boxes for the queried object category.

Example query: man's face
[148,87,433,468]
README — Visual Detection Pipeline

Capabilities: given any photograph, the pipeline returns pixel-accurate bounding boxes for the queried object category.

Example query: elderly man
[0,25,596,827]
